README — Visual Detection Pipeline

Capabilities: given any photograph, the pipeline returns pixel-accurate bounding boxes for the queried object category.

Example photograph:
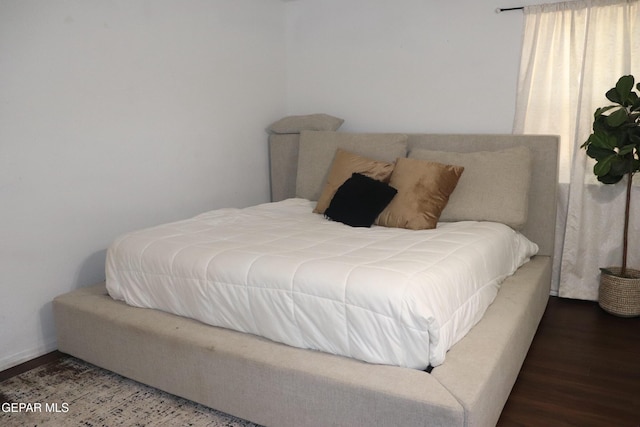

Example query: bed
[54,114,559,427]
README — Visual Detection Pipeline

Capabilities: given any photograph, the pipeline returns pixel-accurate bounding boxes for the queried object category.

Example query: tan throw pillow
[376,157,464,230]
[314,149,395,214]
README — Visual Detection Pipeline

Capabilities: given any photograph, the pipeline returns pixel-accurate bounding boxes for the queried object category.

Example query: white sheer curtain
[514,0,640,299]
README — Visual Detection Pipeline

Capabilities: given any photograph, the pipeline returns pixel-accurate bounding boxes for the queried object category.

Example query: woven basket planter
[599,267,640,317]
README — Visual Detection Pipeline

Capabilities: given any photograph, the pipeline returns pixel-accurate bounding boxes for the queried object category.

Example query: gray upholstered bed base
[54,130,558,427]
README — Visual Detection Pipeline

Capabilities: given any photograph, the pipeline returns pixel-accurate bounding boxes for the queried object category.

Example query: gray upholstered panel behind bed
[269,131,558,257]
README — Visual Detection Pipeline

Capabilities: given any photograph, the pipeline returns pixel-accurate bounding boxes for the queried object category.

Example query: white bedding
[106,198,538,369]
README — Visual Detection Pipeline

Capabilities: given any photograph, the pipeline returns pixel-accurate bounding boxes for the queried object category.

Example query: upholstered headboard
[267,115,559,257]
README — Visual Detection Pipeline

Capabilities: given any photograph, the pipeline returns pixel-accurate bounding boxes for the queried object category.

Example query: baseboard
[0,339,58,372]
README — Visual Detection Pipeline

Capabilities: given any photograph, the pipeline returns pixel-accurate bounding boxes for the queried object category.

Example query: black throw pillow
[325,173,397,227]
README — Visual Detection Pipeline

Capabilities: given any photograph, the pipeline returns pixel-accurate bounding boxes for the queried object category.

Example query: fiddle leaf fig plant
[581,75,640,277]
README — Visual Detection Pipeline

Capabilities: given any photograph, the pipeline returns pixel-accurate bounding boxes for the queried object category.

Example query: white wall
[285,0,533,133]
[0,0,286,370]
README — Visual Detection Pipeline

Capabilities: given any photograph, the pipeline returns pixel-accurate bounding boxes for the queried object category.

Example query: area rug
[0,355,262,426]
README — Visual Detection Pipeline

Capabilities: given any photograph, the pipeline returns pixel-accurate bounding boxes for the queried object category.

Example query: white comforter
[106,198,538,369]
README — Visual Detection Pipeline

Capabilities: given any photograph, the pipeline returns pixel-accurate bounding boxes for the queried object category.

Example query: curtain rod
[495,6,524,13]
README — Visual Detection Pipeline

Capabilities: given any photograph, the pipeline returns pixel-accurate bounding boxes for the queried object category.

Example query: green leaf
[593,155,615,176]
[594,106,618,119]
[587,130,617,149]
[616,75,635,105]
[629,92,639,109]
[586,145,615,161]
[606,87,622,104]
[618,144,636,155]
[610,157,631,176]
[598,172,624,184]
[606,107,629,127]
[592,114,611,132]
[589,75,640,183]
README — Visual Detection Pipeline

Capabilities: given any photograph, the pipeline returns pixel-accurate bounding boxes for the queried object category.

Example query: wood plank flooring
[498,296,640,426]
[2,296,639,426]
[0,351,64,383]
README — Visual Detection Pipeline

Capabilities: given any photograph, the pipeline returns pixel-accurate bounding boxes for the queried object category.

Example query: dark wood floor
[498,297,640,426]
[0,351,65,384]
[2,297,639,425]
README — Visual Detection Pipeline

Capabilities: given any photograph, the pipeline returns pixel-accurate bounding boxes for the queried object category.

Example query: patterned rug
[0,356,262,426]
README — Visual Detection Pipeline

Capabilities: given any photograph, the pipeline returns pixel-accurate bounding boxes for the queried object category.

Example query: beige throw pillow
[268,114,344,134]
[376,157,464,230]
[314,149,395,214]
[408,146,531,229]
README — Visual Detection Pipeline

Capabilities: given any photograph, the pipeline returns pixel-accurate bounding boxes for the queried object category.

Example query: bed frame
[54,128,558,427]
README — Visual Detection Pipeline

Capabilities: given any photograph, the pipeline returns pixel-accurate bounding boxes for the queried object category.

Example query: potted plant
[581,74,640,317]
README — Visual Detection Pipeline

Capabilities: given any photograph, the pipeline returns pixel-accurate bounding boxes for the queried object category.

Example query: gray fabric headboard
[268,120,558,258]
